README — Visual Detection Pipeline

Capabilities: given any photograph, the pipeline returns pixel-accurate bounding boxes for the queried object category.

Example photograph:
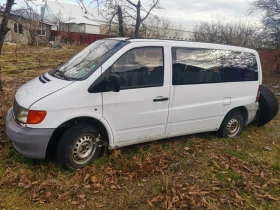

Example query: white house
[41,1,106,35]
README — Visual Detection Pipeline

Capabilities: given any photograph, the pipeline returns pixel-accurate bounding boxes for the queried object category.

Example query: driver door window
[111,47,164,89]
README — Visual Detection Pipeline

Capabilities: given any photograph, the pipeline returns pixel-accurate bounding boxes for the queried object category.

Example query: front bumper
[5,107,55,159]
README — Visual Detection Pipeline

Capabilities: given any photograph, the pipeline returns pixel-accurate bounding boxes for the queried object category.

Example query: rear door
[166,47,225,136]
[102,44,171,143]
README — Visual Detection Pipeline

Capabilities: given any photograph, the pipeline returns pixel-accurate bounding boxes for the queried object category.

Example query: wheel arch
[221,106,248,128]
[47,116,114,150]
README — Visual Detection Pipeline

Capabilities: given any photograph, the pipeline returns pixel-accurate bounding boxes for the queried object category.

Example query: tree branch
[142,0,159,22]
[124,0,137,7]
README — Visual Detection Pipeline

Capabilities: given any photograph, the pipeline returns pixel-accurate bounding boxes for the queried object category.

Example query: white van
[6,38,261,169]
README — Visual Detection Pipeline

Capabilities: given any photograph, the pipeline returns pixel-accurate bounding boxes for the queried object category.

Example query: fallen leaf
[172,195,180,203]
[78,194,86,200]
[91,176,99,183]
[83,173,90,183]
[184,147,191,151]
[138,183,144,187]
[235,192,243,201]
[255,193,278,201]
[262,183,268,189]
[93,183,101,188]
[71,201,80,205]
[189,191,209,195]
[96,204,105,208]
[78,204,85,209]
[146,200,154,207]
[151,194,164,202]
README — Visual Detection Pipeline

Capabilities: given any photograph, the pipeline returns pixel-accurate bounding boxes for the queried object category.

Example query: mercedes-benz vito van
[6,38,261,169]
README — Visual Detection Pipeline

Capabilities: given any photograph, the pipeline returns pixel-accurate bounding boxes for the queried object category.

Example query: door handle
[153,97,169,102]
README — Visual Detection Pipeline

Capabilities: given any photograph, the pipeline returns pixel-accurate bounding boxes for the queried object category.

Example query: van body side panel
[223,81,260,116]
[28,68,103,129]
[166,84,224,135]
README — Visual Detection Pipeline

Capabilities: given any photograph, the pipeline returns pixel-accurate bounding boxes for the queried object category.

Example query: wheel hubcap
[226,117,241,137]
[72,134,96,164]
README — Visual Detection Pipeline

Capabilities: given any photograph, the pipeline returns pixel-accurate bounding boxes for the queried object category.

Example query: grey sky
[12,0,258,29]
[151,0,257,28]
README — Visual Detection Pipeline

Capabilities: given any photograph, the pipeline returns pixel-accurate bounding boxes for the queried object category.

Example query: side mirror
[105,73,121,92]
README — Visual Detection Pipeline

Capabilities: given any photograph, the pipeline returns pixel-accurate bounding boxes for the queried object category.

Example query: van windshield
[52,39,127,80]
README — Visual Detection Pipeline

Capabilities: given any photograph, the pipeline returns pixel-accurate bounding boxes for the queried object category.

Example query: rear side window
[172,48,258,85]
[222,51,258,82]
[111,47,164,89]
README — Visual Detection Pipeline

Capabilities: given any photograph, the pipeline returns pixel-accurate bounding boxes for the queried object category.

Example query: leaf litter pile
[0,45,280,209]
[1,132,280,209]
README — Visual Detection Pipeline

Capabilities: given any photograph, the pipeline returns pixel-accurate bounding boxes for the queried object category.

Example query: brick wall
[257,49,280,74]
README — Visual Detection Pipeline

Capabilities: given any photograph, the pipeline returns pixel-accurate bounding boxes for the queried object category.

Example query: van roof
[106,37,257,54]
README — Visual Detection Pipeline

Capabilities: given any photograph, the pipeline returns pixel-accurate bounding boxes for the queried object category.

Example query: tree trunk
[0,0,15,54]
[117,5,124,37]
[135,0,141,37]
[0,0,15,91]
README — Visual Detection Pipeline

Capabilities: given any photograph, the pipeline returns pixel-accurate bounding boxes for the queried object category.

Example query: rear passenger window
[172,48,258,85]
[222,51,257,82]
[111,47,164,89]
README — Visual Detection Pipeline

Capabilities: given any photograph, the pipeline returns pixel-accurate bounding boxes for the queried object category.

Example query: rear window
[172,48,258,85]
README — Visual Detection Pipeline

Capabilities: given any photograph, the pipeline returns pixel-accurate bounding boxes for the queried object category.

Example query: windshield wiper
[54,70,72,81]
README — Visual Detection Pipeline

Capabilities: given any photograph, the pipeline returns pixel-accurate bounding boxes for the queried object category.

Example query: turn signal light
[27,110,47,124]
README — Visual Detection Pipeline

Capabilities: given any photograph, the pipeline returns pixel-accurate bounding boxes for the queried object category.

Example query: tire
[257,84,279,127]
[218,110,245,138]
[56,123,102,170]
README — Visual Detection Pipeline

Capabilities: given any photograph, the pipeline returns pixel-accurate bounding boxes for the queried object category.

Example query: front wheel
[56,123,102,170]
[218,110,245,138]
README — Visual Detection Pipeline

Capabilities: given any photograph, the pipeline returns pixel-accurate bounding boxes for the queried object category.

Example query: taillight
[256,85,261,103]
[27,110,47,124]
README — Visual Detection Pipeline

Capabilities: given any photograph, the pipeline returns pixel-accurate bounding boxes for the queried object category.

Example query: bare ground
[0,45,280,210]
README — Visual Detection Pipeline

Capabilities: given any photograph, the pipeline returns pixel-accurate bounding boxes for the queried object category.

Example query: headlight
[13,101,47,125]
[15,106,28,124]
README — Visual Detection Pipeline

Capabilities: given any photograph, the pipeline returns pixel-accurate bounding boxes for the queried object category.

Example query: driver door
[102,46,170,143]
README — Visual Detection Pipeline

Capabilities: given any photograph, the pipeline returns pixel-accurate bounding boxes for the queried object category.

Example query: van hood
[15,73,74,108]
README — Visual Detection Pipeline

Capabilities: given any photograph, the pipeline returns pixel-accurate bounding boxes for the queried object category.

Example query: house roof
[43,1,106,26]
[0,11,52,26]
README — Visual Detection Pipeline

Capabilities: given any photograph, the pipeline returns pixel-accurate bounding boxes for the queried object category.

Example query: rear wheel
[56,123,102,170]
[218,110,245,138]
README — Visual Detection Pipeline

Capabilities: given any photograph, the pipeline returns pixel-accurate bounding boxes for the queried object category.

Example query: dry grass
[0,45,280,209]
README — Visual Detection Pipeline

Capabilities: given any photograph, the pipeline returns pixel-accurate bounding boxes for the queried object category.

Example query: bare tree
[91,0,130,37]
[250,0,280,48]
[192,18,263,48]
[80,0,162,37]
[125,0,161,37]
[251,0,280,72]
[141,16,184,39]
